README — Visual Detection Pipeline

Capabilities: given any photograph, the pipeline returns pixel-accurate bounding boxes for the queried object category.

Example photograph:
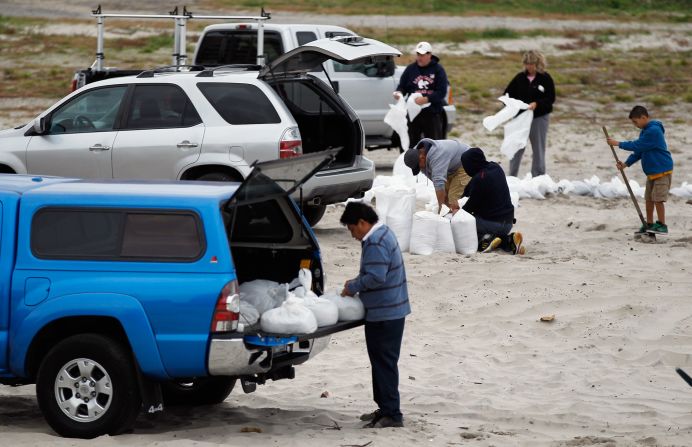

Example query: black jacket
[396,55,449,114]
[504,71,555,118]
[461,148,514,223]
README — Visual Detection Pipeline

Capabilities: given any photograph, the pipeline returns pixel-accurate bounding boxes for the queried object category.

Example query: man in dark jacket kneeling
[461,147,526,255]
[340,202,411,428]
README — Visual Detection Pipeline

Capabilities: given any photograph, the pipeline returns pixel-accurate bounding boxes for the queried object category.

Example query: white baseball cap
[415,41,432,54]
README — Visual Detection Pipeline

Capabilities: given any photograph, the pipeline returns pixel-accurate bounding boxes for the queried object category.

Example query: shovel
[602,126,654,242]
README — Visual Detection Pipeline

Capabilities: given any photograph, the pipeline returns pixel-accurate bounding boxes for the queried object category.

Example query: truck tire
[161,377,236,406]
[302,204,327,227]
[35,334,141,439]
[196,172,239,182]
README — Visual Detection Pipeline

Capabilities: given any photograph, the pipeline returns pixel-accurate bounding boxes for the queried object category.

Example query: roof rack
[195,64,261,77]
[137,64,206,78]
[90,4,271,72]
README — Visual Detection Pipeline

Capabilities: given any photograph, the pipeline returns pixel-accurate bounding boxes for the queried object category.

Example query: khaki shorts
[645,173,672,202]
[445,167,471,208]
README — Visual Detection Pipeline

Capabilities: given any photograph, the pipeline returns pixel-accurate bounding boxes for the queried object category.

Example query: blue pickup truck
[0,151,361,438]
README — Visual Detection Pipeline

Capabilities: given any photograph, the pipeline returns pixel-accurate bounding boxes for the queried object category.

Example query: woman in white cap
[393,41,449,151]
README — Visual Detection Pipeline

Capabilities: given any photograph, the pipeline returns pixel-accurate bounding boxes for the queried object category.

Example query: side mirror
[373,59,395,78]
[33,115,50,135]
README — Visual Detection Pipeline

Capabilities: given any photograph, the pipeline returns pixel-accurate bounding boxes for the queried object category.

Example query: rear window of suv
[198,83,281,125]
[31,208,205,261]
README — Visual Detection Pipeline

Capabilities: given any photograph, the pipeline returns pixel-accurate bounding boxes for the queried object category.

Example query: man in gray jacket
[404,138,471,213]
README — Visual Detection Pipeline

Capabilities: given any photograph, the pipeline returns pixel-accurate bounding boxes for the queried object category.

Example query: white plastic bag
[406,93,429,121]
[451,209,477,255]
[239,279,282,314]
[502,109,533,161]
[239,301,260,326]
[260,296,318,334]
[384,96,409,152]
[483,94,529,131]
[322,289,365,321]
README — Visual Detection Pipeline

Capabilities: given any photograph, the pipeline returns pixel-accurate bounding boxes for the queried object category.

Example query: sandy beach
[1,5,691,446]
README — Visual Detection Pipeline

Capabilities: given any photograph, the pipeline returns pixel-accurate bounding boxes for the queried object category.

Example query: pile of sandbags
[321,289,366,321]
[409,211,455,255]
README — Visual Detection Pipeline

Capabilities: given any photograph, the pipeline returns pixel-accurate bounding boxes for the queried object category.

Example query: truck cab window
[49,86,127,134]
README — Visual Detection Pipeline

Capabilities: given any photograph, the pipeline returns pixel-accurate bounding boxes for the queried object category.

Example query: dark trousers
[364,317,405,422]
[407,111,443,149]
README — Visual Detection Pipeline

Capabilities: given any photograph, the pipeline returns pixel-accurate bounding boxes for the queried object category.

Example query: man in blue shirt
[340,202,411,428]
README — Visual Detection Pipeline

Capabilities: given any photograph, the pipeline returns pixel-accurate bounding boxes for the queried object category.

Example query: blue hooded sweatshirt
[619,120,673,176]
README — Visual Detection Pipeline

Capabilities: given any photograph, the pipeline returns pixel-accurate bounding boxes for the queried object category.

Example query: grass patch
[211,0,692,20]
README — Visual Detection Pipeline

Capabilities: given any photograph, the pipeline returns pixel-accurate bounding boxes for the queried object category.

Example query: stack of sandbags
[409,211,455,255]
[290,269,339,327]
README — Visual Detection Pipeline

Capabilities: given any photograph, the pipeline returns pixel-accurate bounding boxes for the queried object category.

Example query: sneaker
[650,221,668,234]
[636,223,654,234]
[359,409,381,421]
[509,232,523,255]
[481,237,502,253]
[363,415,404,429]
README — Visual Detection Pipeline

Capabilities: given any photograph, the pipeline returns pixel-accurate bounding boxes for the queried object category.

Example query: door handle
[177,140,199,149]
[89,144,111,151]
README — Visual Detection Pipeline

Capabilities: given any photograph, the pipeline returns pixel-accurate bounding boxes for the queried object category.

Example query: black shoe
[365,415,404,428]
[359,409,381,421]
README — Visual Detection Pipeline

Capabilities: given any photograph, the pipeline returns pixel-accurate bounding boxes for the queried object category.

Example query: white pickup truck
[192,22,457,149]
[71,8,456,150]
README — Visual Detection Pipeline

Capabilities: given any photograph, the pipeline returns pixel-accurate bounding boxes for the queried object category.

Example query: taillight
[70,77,78,92]
[279,127,303,159]
[210,280,240,333]
[447,85,454,105]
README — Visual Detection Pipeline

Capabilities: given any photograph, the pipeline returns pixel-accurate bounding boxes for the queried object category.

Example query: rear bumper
[207,320,363,376]
[294,156,374,205]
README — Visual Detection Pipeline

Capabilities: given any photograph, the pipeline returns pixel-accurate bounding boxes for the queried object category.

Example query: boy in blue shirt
[607,105,674,234]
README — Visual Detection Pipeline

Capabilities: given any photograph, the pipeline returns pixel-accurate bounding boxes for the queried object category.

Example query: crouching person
[340,202,411,428]
[460,147,525,255]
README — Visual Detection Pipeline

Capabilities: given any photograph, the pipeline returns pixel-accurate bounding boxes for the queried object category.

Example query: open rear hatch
[260,36,401,167]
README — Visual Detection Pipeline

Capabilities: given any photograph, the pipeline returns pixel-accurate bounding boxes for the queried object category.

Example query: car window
[124,84,202,130]
[198,83,281,125]
[296,31,317,46]
[196,30,284,66]
[49,86,127,134]
[31,208,205,262]
[273,81,335,114]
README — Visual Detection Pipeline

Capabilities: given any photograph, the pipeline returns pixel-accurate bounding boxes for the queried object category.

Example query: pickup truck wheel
[36,334,141,439]
[196,172,240,182]
[161,377,236,406]
[302,204,327,227]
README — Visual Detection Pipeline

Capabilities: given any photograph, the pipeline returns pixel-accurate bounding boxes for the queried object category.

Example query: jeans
[365,317,406,422]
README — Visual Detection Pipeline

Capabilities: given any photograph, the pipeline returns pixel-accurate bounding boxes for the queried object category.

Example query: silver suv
[0,36,400,225]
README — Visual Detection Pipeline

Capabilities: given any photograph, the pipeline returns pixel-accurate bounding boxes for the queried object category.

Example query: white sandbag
[451,209,477,255]
[671,181,692,198]
[502,109,533,160]
[322,290,366,321]
[434,215,455,253]
[409,211,438,255]
[376,186,416,252]
[384,97,409,152]
[483,94,529,131]
[301,294,339,327]
[260,296,318,334]
[239,301,260,326]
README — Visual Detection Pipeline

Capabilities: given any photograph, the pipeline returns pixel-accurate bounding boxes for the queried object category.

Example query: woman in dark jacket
[504,50,555,177]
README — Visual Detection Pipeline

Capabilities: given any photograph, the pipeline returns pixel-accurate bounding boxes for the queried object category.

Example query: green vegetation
[215,0,691,21]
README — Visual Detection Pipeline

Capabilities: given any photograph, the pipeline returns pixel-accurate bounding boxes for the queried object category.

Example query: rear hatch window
[196,30,284,66]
